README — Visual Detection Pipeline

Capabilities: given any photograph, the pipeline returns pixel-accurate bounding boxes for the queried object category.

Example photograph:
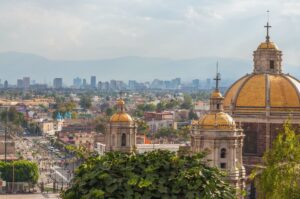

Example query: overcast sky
[0,0,300,65]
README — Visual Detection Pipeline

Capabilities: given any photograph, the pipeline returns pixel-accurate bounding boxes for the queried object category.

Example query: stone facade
[192,88,246,196]
[253,46,282,74]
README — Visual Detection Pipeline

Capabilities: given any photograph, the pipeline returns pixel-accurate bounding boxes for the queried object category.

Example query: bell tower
[105,98,137,153]
[191,69,246,197]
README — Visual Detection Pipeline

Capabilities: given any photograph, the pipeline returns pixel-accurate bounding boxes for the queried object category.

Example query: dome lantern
[253,20,282,74]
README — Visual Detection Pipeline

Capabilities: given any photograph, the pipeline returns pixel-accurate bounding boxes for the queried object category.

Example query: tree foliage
[62,150,235,199]
[251,121,300,199]
[80,95,92,110]
[0,160,39,184]
[180,94,193,109]
[0,107,26,126]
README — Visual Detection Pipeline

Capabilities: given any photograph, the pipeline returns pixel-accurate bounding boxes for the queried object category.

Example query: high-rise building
[4,80,8,89]
[91,76,96,88]
[53,78,63,89]
[192,79,200,89]
[82,79,87,88]
[23,77,30,89]
[73,77,82,88]
[17,79,23,88]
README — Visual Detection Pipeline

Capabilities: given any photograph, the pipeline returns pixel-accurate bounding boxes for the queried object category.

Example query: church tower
[191,70,245,194]
[105,98,137,153]
[253,20,282,74]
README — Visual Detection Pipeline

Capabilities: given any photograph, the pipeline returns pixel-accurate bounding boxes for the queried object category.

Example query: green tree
[188,109,199,120]
[156,102,166,112]
[251,121,300,199]
[165,99,179,109]
[0,160,39,184]
[181,94,193,109]
[106,108,115,116]
[62,150,235,199]
[80,95,92,110]
[136,120,149,135]
[156,127,178,138]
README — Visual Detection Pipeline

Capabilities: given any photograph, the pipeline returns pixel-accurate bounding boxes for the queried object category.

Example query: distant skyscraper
[73,77,82,88]
[91,76,96,88]
[23,77,30,89]
[17,79,24,88]
[206,78,211,89]
[83,78,87,88]
[4,80,8,89]
[192,79,200,89]
[110,80,117,90]
[53,78,63,89]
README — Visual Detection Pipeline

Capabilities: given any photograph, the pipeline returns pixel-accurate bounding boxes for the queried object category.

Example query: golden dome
[224,74,300,112]
[110,113,133,122]
[110,98,133,122]
[195,112,236,130]
[257,41,279,50]
[211,90,223,98]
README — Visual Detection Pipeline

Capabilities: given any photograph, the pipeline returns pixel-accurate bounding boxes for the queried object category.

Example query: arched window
[121,133,126,146]
[220,148,226,158]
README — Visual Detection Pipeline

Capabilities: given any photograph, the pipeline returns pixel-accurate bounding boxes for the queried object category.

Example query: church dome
[195,112,236,130]
[110,98,133,123]
[211,90,223,98]
[257,41,279,50]
[110,112,133,122]
[224,73,300,112]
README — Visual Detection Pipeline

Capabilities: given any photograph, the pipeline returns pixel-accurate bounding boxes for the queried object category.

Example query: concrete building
[23,77,30,89]
[17,79,23,88]
[53,78,63,89]
[90,76,96,88]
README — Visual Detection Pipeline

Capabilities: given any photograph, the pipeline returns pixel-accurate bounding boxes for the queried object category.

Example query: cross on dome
[264,10,272,42]
[213,62,221,90]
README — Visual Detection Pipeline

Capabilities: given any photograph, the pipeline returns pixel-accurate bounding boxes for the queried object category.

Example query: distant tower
[4,80,8,89]
[105,98,137,153]
[23,77,30,89]
[191,69,245,195]
[82,79,87,88]
[53,78,63,89]
[90,76,96,88]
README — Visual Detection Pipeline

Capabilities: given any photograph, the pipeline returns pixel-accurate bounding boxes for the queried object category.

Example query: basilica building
[223,22,300,168]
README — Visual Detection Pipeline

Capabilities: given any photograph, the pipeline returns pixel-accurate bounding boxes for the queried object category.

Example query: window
[220,163,226,169]
[121,133,126,146]
[270,60,274,70]
[220,148,226,158]
[216,104,220,110]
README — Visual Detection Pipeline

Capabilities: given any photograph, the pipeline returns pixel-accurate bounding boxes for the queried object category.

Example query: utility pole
[4,107,8,162]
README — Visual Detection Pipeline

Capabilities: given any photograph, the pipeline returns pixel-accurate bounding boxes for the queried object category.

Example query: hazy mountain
[0,51,298,85]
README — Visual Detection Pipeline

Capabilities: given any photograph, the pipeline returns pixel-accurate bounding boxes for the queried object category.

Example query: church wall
[242,122,266,157]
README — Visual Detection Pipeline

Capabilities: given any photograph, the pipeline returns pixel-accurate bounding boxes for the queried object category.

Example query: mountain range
[0,51,298,85]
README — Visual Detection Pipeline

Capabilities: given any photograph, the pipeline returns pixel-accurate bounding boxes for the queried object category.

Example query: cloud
[0,0,298,66]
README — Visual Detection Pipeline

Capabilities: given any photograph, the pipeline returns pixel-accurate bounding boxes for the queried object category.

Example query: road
[14,135,77,192]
